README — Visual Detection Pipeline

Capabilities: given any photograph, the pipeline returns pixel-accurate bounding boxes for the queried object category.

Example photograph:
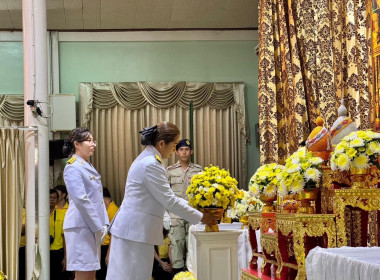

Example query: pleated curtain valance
[0,95,24,122]
[80,82,240,125]
[79,81,249,204]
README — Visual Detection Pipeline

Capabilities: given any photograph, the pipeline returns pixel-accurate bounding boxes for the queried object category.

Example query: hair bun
[139,125,158,145]
[62,139,74,157]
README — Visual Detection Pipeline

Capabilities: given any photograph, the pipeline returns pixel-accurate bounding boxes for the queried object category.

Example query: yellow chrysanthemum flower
[352,153,369,169]
[334,153,350,171]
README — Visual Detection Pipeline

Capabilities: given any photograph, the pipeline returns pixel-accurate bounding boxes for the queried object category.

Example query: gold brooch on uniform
[66,157,77,164]
[186,140,190,145]
[155,154,162,163]
[89,175,96,180]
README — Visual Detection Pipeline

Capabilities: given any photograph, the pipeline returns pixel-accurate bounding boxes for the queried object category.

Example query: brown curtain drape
[79,82,249,205]
[0,95,24,280]
[258,0,374,164]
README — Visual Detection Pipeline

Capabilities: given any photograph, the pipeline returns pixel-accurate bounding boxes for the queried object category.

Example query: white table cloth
[306,246,380,280]
[187,223,259,279]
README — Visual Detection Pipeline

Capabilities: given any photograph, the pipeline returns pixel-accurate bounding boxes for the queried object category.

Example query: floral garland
[249,163,284,197]
[186,165,243,210]
[330,130,380,171]
[278,147,323,196]
[173,271,196,280]
[227,190,264,219]
[0,271,7,280]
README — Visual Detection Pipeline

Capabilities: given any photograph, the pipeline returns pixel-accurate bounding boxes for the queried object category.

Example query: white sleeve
[144,163,202,225]
[64,165,103,232]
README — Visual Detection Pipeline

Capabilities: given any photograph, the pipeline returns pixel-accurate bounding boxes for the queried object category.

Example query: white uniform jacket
[63,154,109,233]
[110,146,202,245]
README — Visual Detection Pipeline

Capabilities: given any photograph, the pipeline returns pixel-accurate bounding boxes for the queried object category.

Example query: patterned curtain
[258,0,374,164]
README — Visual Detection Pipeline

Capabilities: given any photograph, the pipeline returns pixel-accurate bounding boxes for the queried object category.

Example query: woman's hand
[200,211,220,225]
[161,261,172,272]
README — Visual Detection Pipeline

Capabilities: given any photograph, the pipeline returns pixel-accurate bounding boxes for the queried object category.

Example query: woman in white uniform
[62,127,109,280]
[106,122,219,280]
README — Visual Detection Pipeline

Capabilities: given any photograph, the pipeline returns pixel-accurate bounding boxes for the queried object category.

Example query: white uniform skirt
[64,227,101,271]
[106,236,154,280]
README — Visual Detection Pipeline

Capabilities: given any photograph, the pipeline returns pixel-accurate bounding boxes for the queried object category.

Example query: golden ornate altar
[243,165,380,280]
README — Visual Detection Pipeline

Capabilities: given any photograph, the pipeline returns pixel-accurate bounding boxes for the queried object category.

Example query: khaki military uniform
[167,161,202,269]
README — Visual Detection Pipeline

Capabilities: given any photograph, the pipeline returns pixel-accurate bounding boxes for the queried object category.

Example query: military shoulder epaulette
[193,163,203,169]
[67,157,77,164]
[155,154,162,163]
[167,165,178,170]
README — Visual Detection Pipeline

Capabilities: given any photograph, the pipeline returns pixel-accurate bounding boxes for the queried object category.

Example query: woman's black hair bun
[139,125,158,145]
[62,139,74,157]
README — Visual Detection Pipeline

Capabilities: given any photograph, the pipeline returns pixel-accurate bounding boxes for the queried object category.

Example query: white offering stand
[192,230,241,280]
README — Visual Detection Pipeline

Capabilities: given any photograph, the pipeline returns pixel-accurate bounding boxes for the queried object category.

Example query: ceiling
[0,0,258,30]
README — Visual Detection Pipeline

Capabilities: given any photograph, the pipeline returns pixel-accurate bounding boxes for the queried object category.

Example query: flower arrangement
[248,163,284,197]
[227,190,264,219]
[0,271,7,280]
[186,165,243,210]
[330,130,380,172]
[173,271,196,280]
[278,147,323,196]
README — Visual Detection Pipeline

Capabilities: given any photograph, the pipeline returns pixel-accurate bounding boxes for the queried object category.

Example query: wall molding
[0,30,258,42]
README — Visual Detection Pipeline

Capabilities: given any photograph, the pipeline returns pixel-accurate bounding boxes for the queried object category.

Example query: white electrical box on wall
[49,94,76,131]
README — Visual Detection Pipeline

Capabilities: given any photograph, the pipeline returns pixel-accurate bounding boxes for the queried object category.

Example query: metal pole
[22,0,50,279]
[190,101,194,163]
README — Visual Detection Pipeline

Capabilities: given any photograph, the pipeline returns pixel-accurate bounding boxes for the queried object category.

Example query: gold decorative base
[294,189,319,214]
[260,194,276,213]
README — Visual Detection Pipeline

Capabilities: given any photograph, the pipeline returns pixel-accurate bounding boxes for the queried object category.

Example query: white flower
[286,164,301,173]
[249,182,260,196]
[278,181,288,197]
[308,157,323,165]
[291,157,300,164]
[344,132,358,141]
[349,138,365,148]
[212,198,218,206]
[366,131,380,139]
[304,168,321,182]
[352,153,370,169]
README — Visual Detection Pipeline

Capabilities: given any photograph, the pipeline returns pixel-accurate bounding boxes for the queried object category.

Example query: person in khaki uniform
[166,139,202,273]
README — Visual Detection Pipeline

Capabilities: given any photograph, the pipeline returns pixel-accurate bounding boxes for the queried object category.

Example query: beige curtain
[258,0,374,164]
[79,82,248,205]
[0,95,24,279]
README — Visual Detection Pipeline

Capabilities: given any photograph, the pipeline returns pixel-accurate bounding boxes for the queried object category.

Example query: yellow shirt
[20,209,26,247]
[55,202,69,215]
[157,237,170,259]
[102,201,119,245]
[50,209,65,250]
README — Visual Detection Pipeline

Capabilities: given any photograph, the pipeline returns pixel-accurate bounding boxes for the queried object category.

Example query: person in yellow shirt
[49,189,66,280]
[96,187,119,280]
[152,228,172,280]
[54,185,69,214]
[19,208,26,280]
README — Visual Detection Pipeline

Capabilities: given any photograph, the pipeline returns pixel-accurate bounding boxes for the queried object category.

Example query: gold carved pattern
[368,211,378,246]
[276,214,336,280]
[321,166,334,213]
[351,209,362,247]
[248,213,262,230]
[260,233,279,273]
[344,207,352,246]
[261,234,278,255]
[331,189,380,247]
[240,270,260,280]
